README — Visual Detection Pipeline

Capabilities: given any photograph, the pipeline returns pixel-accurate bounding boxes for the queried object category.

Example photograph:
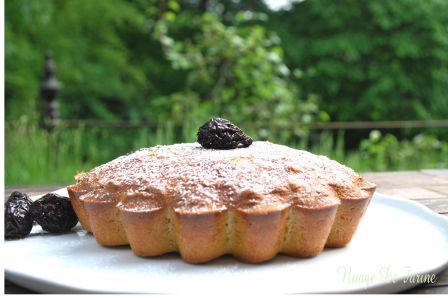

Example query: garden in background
[5,0,448,185]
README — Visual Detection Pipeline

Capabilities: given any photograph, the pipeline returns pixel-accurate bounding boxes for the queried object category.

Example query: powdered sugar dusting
[74,141,370,212]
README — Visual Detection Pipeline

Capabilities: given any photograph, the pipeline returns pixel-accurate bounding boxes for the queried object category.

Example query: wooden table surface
[4,169,448,294]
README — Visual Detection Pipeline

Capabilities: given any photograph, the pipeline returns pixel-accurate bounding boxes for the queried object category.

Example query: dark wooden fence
[43,119,448,131]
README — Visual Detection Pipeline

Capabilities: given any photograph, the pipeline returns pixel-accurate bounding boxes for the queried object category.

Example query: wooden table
[4,170,448,294]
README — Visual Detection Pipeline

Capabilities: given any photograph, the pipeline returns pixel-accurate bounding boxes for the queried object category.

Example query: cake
[67,141,375,264]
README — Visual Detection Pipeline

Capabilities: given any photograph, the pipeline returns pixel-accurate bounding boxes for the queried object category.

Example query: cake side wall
[67,185,92,232]
[325,185,375,247]
[66,177,376,263]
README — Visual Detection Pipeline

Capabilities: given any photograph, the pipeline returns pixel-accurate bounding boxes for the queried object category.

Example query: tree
[154,11,321,138]
[271,0,448,121]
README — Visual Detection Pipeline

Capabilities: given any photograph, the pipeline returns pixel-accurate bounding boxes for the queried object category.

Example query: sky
[263,0,294,11]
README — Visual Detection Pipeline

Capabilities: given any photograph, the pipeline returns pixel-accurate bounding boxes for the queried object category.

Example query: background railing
[44,119,448,130]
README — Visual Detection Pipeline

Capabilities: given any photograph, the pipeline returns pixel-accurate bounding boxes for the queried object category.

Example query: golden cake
[67,141,375,263]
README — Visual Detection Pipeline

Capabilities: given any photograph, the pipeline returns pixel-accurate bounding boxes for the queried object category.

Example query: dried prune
[5,191,34,239]
[197,118,253,149]
[30,193,78,233]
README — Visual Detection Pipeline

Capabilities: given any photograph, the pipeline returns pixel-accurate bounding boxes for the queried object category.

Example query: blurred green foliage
[154,11,321,138]
[6,0,448,124]
[6,120,448,185]
[272,0,448,121]
[359,130,448,171]
[5,117,188,185]
[6,0,176,122]
[6,0,310,129]
[5,0,448,185]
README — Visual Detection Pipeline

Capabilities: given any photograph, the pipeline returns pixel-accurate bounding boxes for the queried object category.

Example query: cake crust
[68,141,375,263]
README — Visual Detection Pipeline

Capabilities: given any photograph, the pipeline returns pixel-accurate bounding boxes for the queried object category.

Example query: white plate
[4,189,448,294]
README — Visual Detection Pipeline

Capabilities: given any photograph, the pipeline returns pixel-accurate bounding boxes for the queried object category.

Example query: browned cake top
[73,141,373,213]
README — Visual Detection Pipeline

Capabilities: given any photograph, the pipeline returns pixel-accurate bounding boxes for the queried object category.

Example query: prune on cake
[30,193,78,233]
[197,118,253,149]
[4,191,34,239]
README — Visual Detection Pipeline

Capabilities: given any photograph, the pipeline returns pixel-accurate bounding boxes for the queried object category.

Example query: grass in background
[5,119,185,185]
[5,119,448,186]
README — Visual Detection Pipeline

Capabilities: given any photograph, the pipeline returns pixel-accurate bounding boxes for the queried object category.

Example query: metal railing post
[40,50,61,129]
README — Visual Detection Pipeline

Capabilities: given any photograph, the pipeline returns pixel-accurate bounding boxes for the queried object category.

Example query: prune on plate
[197,118,253,150]
[30,193,78,233]
[4,191,34,239]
